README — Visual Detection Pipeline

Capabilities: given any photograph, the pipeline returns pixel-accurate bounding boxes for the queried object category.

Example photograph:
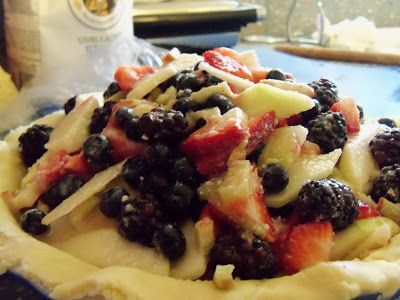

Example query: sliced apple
[258,125,308,170]
[191,82,235,103]
[338,122,382,194]
[234,83,315,119]
[53,228,170,276]
[260,79,315,97]
[46,97,99,153]
[0,141,26,192]
[171,221,207,280]
[127,54,203,100]
[378,197,400,225]
[266,149,342,208]
[198,62,254,92]
[42,161,124,225]
[331,217,400,261]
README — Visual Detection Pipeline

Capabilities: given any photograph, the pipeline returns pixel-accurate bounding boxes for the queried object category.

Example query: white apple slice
[260,79,315,97]
[237,50,261,68]
[338,122,382,194]
[127,54,203,100]
[171,221,207,280]
[42,161,124,225]
[46,97,99,153]
[191,82,235,103]
[266,149,342,208]
[198,62,254,92]
[234,83,315,119]
[258,125,308,170]
[53,228,170,276]
[0,141,26,192]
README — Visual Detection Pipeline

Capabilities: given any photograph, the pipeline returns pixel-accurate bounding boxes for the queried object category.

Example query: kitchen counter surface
[236,43,400,118]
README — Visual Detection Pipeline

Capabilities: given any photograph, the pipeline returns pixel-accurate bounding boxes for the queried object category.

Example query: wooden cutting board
[275,44,400,66]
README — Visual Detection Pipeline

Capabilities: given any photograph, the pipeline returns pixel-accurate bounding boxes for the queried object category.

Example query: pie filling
[4,48,400,283]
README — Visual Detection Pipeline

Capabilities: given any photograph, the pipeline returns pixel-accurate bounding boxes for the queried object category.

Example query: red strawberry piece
[246,111,277,155]
[202,50,253,81]
[65,152,92,180]
[213,47,239,60]
[280,221,334,274]
[114,65,155,91]
[359,199,380,220]
[36,150,69,193]
[200,160,276,242]
[331,97,361,133]
[180,108,248,176]
[103,125,149,163]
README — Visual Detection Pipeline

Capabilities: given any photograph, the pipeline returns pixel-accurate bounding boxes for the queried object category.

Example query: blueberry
[176,72,202,92]
[89,101,116,134]
[123,157,149,188]
[41,174,85,209]
[139,172,170,196]
[300,100,322,124]
[147,144,175,170]
[100,187,129,218]
[124,116,142,141]
[260,164,289,193]
[64,96,77,115]
[191,118,207,133]
[172,97,202,115]
[154,223,186,260]
[21,209,49,235]
[204,93,234,114]
[378,118,397,128]
[171,157,199,186]
[115,107,135,129]
[103,82,121,99]
[19,124,53,167]
[163,181,196,220]
[83,134,113,172]
[266,69,286,81]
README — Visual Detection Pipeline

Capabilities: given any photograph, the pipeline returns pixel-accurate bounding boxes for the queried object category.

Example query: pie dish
[1,48,400,300]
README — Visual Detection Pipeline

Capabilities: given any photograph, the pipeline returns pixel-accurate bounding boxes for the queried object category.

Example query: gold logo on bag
[68,0,124,30]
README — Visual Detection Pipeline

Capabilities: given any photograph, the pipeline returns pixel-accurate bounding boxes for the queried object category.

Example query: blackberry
[209,231,277,280]
[175,71,202,92]
[295,179,359,231]
[123,156,149,188]
[19,124,53,167]
[119,196,163,247]
[266,69,286,81]
[124,115,142,141]
[41,174,85,209]
[115,107,135,129]
[83,134,113,172]
[300,100,322,124]
[306,111,347,153]
[371,164,400,203]
[172,96,203,115]
[260,164,289,194]
[202,72,223,87]
[100,187,129,218]
[89,100,116,134]
[163,181,197,220]
[369,128,400,168]
[154,223,186,260]
[21,209,49,235]
[64,96,77,115]
[378,118,397,128]
[171,157,200,186]
[308,78,338,112]
[138,108,188,143]
[103,81,121,99]
[203,93,234,114]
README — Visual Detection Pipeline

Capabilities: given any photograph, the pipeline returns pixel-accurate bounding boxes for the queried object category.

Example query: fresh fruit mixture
[7,48,400,281]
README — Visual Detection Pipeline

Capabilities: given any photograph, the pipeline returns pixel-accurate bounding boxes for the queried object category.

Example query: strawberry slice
[114,65,155,91]
[358,200,380,220]
[36,150,69,193]
[199,160,276,242]
[246,111,277,155]
[180,108,248,176]
[331,97,361,133]
[202,50,253,81]
[213,47,239,60]
[65,152,92,180]
[280,221,334,274]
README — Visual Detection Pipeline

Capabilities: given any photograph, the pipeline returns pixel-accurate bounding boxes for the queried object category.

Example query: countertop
[236,43,400,118]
